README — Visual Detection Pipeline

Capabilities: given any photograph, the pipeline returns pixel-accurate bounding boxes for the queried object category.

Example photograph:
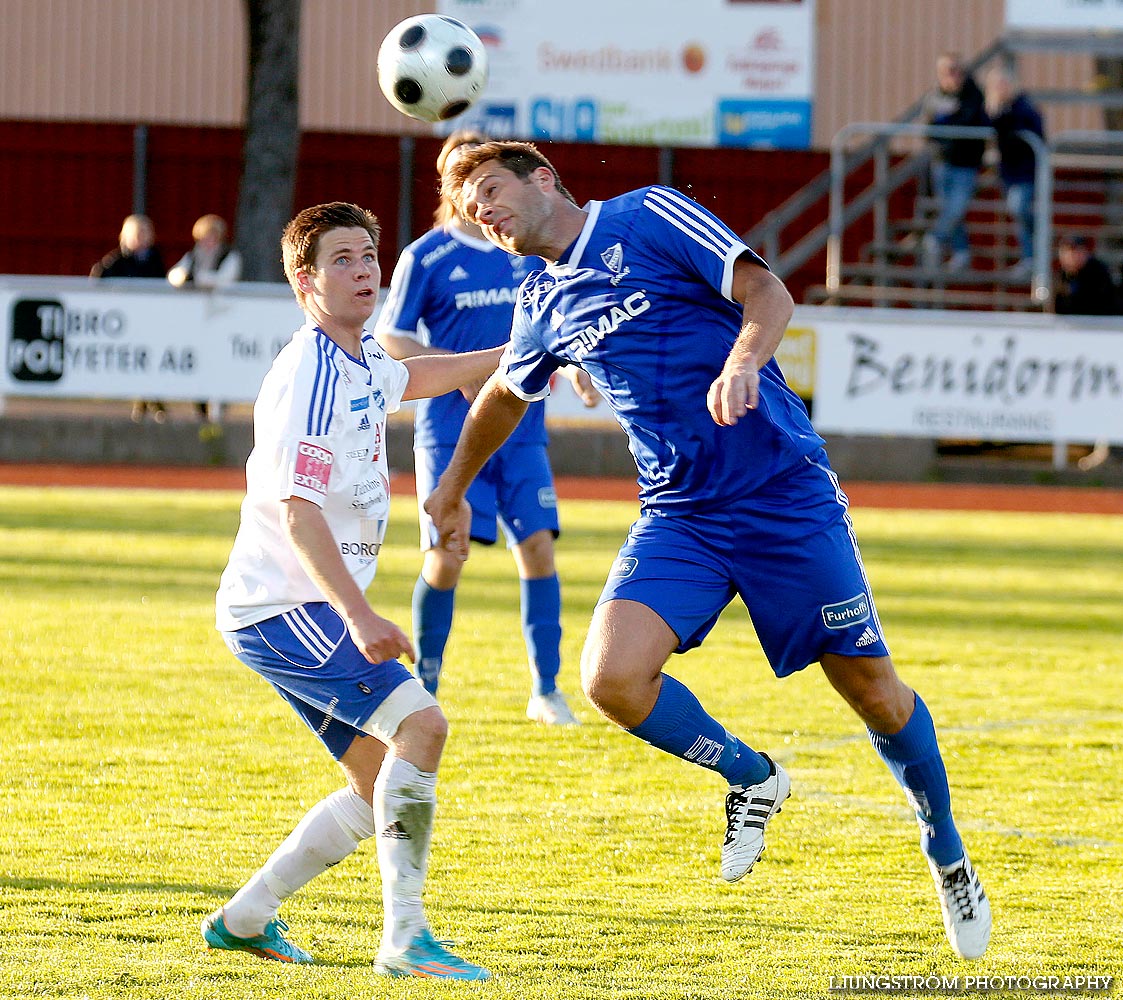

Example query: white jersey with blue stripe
[216,322,410,630]
[501,186,824,512]
[375,224,546,449]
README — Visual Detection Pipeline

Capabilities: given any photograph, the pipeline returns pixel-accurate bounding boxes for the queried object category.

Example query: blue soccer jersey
[500,186,825,512]
[376,224,548,449]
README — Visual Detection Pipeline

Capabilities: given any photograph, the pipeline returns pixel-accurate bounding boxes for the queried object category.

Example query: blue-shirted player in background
[376,131,598,726]
[426,141,992,960]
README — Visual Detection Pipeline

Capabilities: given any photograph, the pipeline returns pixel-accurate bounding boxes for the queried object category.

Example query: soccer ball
[377,15,489,123]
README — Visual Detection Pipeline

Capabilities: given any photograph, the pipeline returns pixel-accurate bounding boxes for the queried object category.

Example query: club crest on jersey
[821,593,870,630]
[600,242,631,286]
[370,388,385,413]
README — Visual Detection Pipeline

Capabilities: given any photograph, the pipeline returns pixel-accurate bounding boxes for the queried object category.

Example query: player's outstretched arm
[707,258,794,427]
[401,345,505,401]
[375,331,453,360]
[425,375,529,559]
[282,497,416,664]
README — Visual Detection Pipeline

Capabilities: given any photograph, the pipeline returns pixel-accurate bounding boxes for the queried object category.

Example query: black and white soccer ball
[377,15,489,123]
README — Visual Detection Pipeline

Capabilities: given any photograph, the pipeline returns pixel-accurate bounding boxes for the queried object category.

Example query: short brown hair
[281,202,380,308]
[439,140,577,221]
[434,129,487,227]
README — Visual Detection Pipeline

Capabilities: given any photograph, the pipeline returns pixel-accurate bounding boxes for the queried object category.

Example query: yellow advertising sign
[775,326,815,399]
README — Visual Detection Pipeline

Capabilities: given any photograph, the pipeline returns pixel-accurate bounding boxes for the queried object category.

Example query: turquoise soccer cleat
[374,928,491,980]
[201,910,314,964]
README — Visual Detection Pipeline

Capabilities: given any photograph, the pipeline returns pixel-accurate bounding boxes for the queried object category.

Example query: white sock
[374,756,437,954]
[222,787,374,938]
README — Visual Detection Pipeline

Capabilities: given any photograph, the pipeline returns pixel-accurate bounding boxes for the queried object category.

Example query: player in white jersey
[428,143,990,961]
[376,131,597,724]
[204,202,498,980]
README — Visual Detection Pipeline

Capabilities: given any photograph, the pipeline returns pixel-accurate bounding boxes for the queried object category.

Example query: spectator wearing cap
[1054,235,1119,316]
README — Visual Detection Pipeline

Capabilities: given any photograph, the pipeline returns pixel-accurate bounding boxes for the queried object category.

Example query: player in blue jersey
[426,142,992,960]
[376,131,598,725]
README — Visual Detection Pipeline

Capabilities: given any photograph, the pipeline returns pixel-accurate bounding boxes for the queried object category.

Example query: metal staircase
[742,32,1123,312]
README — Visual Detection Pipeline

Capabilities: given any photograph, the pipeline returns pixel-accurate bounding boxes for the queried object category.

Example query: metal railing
[740,39,1007,276]
[826,122,1053,305]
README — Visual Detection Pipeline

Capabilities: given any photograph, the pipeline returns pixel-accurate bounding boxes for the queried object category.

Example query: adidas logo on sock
[855,626,880,648]
[381,821,411,840]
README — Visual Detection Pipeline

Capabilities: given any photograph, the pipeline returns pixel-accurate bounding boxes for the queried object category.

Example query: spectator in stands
[1054,235,1119,316]
[167,214,243,290]
[922,53,989,272]
[1054,235,1123,471]
[168,214,244,421]
[90,214,169,423]
[984,66,1045,277]
[90,214,166,279]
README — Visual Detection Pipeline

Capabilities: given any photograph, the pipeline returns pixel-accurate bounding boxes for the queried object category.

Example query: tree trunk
[235,0,301,282]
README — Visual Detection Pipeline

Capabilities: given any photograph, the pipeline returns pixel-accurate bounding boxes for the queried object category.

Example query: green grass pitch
[0,485,1120,999]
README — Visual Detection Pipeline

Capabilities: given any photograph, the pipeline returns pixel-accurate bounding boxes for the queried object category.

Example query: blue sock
[520,575,561,697]
[867,694,964,867]
[627,674,770,786]
[412,576,455,695]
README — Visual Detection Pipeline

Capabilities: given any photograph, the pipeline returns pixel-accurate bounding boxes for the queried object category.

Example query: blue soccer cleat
[374,928,490,980]
[201,909,314,964]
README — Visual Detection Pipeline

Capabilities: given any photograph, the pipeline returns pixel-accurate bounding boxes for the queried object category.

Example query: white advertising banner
[438,0,815,148]
[2,278,304,402]
[808,312,1123,444]
[1006,0,1123,31]
[9,282,1121,440]
[0,277,609,421]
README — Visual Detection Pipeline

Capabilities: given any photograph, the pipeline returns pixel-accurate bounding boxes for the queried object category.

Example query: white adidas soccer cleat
[929,853,991,959]
[526,689,581,725]
[721,754,790,882]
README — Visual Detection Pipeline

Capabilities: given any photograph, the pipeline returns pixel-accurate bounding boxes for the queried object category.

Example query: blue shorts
[597,449,890,677]
[221,602,435,759]
[415,442,559,549]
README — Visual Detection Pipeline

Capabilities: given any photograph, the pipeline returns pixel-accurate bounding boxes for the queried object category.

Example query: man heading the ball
[426,142,992,960]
